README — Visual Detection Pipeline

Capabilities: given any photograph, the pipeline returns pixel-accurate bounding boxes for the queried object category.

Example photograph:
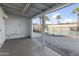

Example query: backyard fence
[33,23,79,38]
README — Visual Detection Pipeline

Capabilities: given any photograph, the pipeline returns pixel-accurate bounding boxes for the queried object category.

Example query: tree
[40,15,49,32]
[39,17,42,25]
[72,7,79,31]
[39,15,49,48]
[72,7,79,22]
[56,14,61,24]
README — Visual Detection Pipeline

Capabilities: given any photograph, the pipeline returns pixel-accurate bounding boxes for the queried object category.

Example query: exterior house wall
[5,14,32,39]
[0,6,8,48]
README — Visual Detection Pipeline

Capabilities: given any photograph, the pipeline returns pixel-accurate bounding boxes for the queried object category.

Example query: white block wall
[5,14,32,39]
[0,6,8,47]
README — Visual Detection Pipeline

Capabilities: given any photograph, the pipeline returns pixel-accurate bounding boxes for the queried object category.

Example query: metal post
[42,16,45,48]
[41,16,46,55]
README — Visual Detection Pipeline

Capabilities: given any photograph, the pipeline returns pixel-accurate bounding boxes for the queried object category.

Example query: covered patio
[0,3,79,56]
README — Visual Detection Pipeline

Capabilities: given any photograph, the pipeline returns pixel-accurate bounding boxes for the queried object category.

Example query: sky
[32,3,79,24]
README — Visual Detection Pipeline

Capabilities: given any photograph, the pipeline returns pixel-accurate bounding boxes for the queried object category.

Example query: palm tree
[72,7,79,22]
[40,15,49,32]
[39,15,49,48]
[56,14,61,24]
[39,17,42,25]
[72,7,79,31]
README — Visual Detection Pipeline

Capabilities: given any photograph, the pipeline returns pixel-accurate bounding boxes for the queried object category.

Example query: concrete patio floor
[33,32,79,56]
[0,32,79,56]
[0,37,60,56]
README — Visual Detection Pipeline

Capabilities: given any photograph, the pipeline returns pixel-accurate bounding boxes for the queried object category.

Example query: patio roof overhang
[0,3,72,19]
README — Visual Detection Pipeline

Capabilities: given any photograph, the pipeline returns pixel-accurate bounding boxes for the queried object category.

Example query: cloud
[52,13,62,19]
[46,21,51,24]
[62,18,74,23]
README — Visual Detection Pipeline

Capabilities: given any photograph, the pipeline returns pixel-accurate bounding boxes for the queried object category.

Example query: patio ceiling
[0,3,71,19]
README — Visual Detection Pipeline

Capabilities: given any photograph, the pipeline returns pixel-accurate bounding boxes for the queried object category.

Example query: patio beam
[22,3,30,13]
[32,3,72,19]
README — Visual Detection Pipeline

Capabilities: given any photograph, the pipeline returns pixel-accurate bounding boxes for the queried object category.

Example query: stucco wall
[0,6,7,47]
[5,14,32,39]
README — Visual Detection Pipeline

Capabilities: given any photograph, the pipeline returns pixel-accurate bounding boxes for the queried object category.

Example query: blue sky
[32,3,79,24]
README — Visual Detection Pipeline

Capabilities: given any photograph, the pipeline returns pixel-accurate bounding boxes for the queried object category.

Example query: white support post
[41,17,45,48]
